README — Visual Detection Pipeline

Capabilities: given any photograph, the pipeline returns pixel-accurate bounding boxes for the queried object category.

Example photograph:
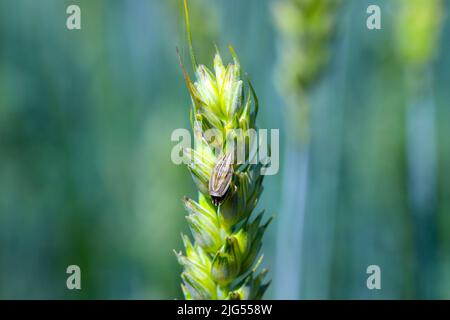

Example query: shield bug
[209,152,234,206]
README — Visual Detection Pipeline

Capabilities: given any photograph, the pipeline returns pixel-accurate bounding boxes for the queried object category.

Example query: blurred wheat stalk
[394,0,444,299]
[271,0,341,299]
[174,0,270,300]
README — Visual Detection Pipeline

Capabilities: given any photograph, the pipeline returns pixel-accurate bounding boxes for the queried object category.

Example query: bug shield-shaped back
[209,152,233,206]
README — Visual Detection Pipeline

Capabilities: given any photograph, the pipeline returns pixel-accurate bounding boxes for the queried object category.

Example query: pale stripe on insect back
[209,152,233,203]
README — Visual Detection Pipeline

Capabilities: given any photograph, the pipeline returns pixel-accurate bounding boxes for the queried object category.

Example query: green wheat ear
[272,0,341,142]
[174,0,271,300]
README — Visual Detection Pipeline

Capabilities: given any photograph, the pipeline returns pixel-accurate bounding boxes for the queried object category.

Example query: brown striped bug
[209,152,234,206]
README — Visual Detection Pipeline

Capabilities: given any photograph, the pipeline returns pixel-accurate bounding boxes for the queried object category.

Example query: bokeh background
[0,0,449,299]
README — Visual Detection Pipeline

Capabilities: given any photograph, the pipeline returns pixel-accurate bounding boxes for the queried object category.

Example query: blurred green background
[0,0,449,299]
